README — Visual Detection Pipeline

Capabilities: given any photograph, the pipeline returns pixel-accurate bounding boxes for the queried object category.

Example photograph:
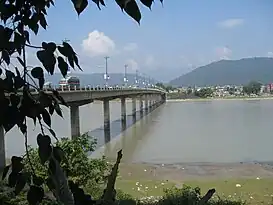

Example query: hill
[169,57,273,87]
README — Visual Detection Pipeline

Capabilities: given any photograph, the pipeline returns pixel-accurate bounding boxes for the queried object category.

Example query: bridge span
[0,87,166,168]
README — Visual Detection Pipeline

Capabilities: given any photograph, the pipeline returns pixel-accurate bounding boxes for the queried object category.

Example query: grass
[116,178,273,204]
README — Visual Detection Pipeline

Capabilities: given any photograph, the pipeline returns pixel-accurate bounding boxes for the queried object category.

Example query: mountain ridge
[169,57,273,87]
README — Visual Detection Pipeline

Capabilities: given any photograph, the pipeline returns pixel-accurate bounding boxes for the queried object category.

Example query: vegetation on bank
[1,135,245,205]
[167,80,264,99]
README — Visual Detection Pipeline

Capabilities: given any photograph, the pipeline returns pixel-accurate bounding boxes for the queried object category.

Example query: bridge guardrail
[42,85,166,93]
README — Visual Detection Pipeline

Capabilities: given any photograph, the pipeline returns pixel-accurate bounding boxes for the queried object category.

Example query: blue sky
[27,0,273,81]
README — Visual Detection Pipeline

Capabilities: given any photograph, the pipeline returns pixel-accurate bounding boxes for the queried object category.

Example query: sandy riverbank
[167,97,273,102]
[118,161,273,182]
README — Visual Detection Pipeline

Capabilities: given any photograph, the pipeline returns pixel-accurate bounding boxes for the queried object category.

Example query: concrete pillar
[121,97,126,130]
[0,126,5,170]
[132,97,137,122]
[70,104,80,139]
[149,96,152,110]
[103,99,111,143]
[144,95,149,113]
[139,96,143,115]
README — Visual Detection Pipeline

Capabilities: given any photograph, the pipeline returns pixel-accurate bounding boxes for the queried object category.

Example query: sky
[26,0,273,82]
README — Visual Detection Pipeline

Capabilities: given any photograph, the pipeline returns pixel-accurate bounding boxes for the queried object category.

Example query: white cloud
[218,18,244,29]
[82,30,115,57]
[215,46,232,60]
[123,43,138,51]
[267,51,273,57]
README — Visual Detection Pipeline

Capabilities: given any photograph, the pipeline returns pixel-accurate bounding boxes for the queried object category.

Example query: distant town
[156,81,273,99]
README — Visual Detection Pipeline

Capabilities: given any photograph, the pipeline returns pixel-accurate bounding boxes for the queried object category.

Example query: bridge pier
[103,99,111,143]
[0,126,5,170]
[70,104,80,139]
[121,97,126,130]
[139,96,144,116]
[132,97,137,122]
[69,100,93,139]
[144,95,149,114]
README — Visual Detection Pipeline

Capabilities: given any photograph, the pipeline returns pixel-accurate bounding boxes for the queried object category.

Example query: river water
[5,99,273,164]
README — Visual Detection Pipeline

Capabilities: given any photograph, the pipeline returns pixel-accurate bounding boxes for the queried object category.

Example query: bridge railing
[41,85,166,93]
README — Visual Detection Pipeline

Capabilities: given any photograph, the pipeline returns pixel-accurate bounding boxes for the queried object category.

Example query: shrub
[23,133,111,188]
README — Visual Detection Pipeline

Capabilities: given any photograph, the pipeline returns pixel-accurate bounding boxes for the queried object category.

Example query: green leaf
[39,13,47,29]
[53,90,68,107]
[72,0,88,15]
[124,0,141,24]
[53,146,65,163]
[2,50,10,65]
[140,0,153,9]
[48,128,56,138]
[46,42,57,53]
[33,175,44,186]
[46,177,55,190]
[24,30,30,44]
[115,0,126,10]
[57,56,68,77]
[38,77,45,89]
[10,94,20,107]
[2,165,10,180]
[15,67,20,77]
[48,159,56,175]
[41,109,51,127]
[16,56,25,67]
[31,67,44,79]
[99,0,105,6]
[37,134,51,147]
[38,145,52,164]
[11,156,24,173]
[49,104,54,115]
[15,173,27,195]
[54,103,63,117]
[14,76,25,89]
[8,172,18,187]
[36,50,56,75]
[92,0,104,9]
[27,185,44,205]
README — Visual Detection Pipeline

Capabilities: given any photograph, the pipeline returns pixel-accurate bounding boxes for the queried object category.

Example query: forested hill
[169,57,273,87]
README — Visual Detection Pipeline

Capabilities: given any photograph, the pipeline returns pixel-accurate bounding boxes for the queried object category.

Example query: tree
[243,81,262,95]
[194,88,213,98]
[0,0,163,204]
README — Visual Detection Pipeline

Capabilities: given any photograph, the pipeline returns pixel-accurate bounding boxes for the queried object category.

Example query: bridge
[0,86,167,168]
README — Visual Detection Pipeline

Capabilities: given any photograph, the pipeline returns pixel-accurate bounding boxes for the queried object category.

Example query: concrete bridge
[0,87,166,169]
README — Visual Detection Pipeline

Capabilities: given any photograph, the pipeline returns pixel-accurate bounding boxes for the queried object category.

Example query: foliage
[194,88,214,98]
[0,180,245,205]
[23,134,110,187]
[242,81,262,95]
[0,0,164,204]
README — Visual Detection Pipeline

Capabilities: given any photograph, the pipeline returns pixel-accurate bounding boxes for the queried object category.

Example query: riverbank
[116,161,273,204]
[167,96,273,102]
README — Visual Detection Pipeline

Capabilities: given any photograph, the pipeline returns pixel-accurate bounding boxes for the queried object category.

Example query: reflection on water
[90,105,165,161]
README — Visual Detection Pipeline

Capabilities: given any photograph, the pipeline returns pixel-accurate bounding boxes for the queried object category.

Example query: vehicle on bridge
[59,75,80,90]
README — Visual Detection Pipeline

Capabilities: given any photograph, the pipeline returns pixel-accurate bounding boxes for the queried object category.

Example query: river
[5,99,273,164]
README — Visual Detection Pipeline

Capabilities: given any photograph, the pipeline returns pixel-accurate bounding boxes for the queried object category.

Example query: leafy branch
[0,0,163,204]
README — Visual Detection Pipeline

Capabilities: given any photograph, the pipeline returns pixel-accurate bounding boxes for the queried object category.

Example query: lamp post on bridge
[135,70,139,87]
[104,56,110,88]
[123,64,128,87]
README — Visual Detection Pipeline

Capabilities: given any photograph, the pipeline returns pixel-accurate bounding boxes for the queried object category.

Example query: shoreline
[167,96,273,102]
[117,161,273,181]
